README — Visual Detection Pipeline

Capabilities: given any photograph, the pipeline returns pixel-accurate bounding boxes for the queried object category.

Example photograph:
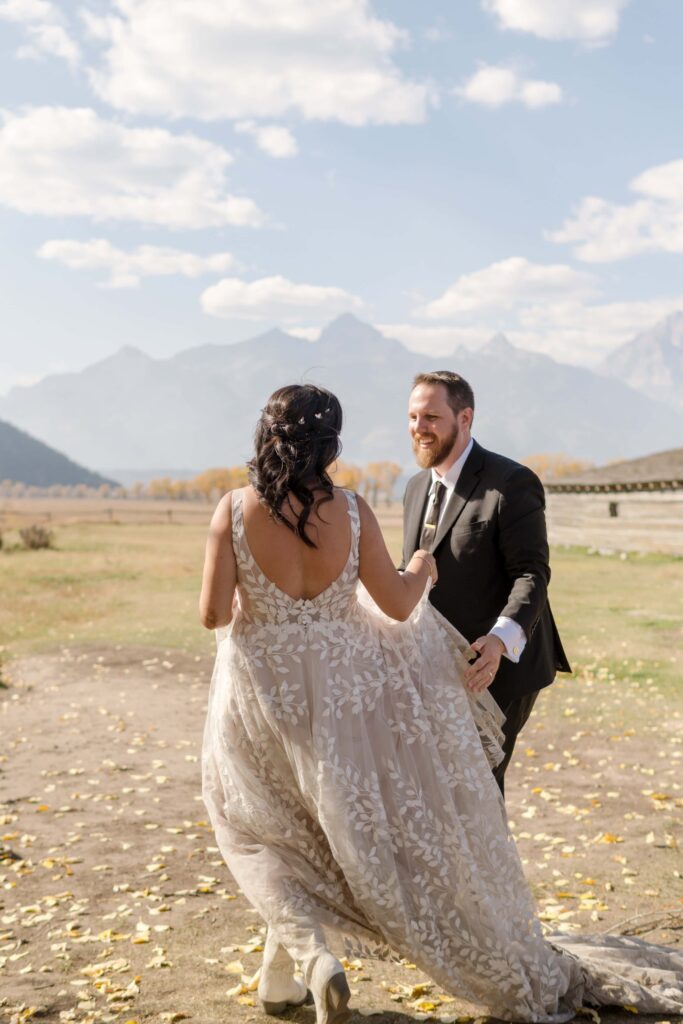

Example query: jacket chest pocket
[452,519,488,536]
[450,519,489,555]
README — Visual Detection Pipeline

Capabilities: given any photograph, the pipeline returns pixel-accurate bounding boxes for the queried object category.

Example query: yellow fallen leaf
[406,983,433,999]
[226,982,248,997]
[224,960,244,974]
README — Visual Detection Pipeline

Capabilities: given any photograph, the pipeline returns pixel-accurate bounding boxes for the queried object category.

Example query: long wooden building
[547,447,683,494]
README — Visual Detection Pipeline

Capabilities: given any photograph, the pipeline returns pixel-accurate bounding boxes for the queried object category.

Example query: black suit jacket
[402,440,571,705]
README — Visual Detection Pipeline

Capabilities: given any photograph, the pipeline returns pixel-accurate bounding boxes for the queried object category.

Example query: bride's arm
[357,495,436,621]
[199,493,237,629]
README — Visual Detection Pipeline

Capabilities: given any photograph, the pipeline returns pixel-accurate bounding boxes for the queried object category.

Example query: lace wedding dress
[202,490,683,1021]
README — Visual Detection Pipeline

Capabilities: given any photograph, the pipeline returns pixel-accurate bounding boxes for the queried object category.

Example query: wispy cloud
[549,159,683,261]
[482,0,630,45]
[416,257,597,318]
[412,256,683,364]
[38,239,238,289]
[0,0,80,66]
[0,106,265,229]
[235,122,298,159]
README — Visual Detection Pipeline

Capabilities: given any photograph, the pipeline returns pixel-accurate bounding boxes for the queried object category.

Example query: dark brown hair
[248,384,342,548]
[412,370,475,416]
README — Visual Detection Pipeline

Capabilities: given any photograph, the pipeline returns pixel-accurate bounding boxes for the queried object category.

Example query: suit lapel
[404,471,431,558]
[432,440,486,552]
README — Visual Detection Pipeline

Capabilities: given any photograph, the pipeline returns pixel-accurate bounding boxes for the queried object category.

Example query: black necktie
[419,480,446,551]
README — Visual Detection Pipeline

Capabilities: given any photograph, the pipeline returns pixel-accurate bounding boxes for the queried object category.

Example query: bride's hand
[413,549,438,584]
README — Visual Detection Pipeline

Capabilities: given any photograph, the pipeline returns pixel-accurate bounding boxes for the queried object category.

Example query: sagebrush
[19,524,54,550]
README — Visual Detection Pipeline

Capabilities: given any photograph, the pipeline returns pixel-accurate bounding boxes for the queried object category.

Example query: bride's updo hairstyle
[248,383,343,548]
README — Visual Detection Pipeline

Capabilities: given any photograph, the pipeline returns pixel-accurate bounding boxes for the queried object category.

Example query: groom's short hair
[412,371,475,415]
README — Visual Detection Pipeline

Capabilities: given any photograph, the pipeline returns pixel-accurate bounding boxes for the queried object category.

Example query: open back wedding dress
[202,489,683,1021]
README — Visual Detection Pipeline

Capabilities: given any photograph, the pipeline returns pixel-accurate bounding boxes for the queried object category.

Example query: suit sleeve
[496,466,550,639]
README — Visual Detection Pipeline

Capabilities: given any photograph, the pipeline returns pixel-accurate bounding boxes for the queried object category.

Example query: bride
[200,383,683,1024]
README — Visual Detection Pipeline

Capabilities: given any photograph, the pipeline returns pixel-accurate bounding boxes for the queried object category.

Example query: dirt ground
[1,646,681,1024]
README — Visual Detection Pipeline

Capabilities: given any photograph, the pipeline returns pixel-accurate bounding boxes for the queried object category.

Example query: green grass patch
[548,546,682,695]
[0,523,681,698]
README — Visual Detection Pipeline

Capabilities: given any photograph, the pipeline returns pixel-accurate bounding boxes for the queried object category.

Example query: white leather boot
[257,930,308,1015]
[305,950,351,1024]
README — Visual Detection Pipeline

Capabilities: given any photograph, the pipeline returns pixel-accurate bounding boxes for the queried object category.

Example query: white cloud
[510,294,683,364]
[235,121,298,159]
[549,159,683,261]
[38,238,237,289]
[410,256,683,366]
[0,0,80,66]
[84,0,434,125]
[201,275,364,323]
[482,0,629,44]
[457,65,562,109]
[416,257,597,319]
[0,0,53,17]
[17,23,80,65]
[0,106,264,229]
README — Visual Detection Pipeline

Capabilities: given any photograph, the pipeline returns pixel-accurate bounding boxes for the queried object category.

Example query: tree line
[0,461,403,506]
[0,453,595,505]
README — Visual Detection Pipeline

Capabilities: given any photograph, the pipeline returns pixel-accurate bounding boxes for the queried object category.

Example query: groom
[402,370,570,793]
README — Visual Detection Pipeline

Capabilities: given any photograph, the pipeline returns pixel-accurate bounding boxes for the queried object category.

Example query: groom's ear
[459,407,474,431]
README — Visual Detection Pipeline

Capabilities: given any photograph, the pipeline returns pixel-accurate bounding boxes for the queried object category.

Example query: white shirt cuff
[488,616,526,663]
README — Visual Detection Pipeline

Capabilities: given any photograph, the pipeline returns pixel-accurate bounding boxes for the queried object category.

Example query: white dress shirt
[423,438,527,664]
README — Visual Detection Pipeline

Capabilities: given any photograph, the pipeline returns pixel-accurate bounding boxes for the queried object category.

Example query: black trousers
[492,689,540,796]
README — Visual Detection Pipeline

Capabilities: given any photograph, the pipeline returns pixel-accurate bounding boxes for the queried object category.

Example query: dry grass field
[1,498,681,1024]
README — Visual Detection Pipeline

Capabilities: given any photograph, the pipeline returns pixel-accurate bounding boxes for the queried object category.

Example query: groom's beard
[412,425,459,469]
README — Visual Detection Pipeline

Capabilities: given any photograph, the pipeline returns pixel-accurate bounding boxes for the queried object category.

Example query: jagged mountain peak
[482,332,516,356]
[601,311,683,410]
[318,313,384,347]
[88,345,153,372]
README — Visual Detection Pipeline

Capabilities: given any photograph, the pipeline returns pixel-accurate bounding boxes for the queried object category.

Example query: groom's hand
[464,635,505,693]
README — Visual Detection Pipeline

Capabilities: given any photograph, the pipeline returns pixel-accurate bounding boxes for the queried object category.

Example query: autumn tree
[330,461,362,491]
[191,467,249,501]
[147,477,175,499]
[522,453,595,481]
[361,461,402,506]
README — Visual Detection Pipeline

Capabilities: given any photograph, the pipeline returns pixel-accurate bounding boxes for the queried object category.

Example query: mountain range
[1,313,682,473]
[0,418,117,488]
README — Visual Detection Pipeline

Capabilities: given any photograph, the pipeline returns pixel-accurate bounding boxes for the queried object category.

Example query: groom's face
[408,383,460,469]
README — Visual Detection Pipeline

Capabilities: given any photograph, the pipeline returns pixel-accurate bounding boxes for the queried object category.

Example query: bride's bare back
[241,485,352,601]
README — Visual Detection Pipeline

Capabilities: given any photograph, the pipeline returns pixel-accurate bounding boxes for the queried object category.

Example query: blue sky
[1,0,683,393]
